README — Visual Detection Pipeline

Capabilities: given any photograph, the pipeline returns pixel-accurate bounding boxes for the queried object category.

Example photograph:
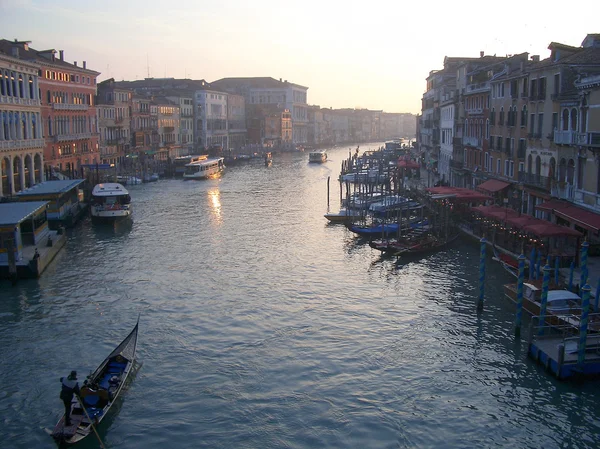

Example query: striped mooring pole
[568,261,575,292]
[595,278,600,312]
[537,264,552,336]
[536,251,542,280]
[580,241,589,289]
[554,256,560,285]
[515,254,526,337]
[529,247,535,281]
[477,237,486,311]
[578,284,592,367]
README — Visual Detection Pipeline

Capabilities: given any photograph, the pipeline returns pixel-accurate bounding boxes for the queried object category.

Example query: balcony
[554,129,576,145]
[52,103,89,111]
[0,96,41,107]
[463,136,481,147]
[551,181,574,201]
[449,159,465,169]
[54,132,94,142]
[0,138,45,150]
[576,132,600,147]
[466,107,484,115]
[163,126,175,132]
[466,82,490,94]
[518,171,552,191]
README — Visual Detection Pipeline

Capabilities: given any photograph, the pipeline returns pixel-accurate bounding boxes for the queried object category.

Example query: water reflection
[208,187,222,223]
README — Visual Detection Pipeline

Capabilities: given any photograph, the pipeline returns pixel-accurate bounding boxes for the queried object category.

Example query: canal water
[1,143,599,449]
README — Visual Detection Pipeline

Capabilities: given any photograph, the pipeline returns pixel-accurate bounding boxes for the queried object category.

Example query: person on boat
[60,370,80,426]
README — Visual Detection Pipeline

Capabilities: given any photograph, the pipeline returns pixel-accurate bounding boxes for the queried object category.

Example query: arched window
[521,105,527,127]
[28,76,34,99]
[570,108,578,131]
[18,74,24,98]
[562,109,569,131]
[567,159,575,184]
[21,112,27,139]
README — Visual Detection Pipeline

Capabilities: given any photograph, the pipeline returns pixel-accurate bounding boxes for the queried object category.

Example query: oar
[75,395,106,449]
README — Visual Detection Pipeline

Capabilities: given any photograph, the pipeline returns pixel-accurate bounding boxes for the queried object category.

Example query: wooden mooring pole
[477,237,486,311]
[514,254,526,337]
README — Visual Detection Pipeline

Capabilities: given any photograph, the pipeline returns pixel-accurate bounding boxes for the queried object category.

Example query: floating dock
[528,318,600,380]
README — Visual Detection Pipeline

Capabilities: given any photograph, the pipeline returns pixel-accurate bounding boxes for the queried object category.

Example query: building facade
[0,48,44,197]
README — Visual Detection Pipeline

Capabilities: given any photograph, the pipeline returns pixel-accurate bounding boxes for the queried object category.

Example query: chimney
[284,80,287,83]
[59,50,64,61]
[280,78,282,82]
[531,55,540,62]
[74,61,77,67]
[480,51,484,58]
[83,61,86,69]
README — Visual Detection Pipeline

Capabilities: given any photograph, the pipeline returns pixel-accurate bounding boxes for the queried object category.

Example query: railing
[54,132,93,142]
[467,82,490,93]
[0,96,41,107]
[0,138,45,150]
[551,182,574,201]
[52,103,89,111]
[463,136,481,147]
[518,171,552,191]
[554,129,576,145]
[576,132,600,147]
[164,126,175,132]
[466,107,484,115]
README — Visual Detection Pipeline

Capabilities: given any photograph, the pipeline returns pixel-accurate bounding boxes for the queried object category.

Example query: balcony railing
[467,82,490,93]
[551,182,575,201]
[54,132,94,142]
[0,138,45,150]
[518,171,552,191]
[52,103,89,111]
[466,107,484,115]
[463,136,481,147]
[576,132,600,147]
[554,129,576,145]
[0,96,41,107]
[449,159,465,169]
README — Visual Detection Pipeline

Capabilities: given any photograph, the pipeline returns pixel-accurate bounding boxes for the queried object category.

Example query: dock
[528,317,600,380]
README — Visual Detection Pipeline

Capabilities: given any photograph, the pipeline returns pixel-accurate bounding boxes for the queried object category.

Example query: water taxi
[308,150,327,163]
[183,157,225,180]
[90,183,132,223]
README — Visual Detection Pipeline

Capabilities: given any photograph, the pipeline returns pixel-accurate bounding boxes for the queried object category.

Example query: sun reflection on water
[208,187,222,223]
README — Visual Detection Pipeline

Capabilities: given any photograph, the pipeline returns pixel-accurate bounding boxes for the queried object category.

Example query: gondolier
[60,371,80,426]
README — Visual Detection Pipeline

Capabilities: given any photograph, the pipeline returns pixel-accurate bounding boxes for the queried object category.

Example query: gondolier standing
[60,371,80,426]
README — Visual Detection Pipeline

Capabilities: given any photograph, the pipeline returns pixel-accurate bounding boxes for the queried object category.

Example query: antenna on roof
[147,54,150,78]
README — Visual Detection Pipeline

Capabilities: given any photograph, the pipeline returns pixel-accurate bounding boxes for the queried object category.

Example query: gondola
[51,317,139,445]
[394,233,460,259]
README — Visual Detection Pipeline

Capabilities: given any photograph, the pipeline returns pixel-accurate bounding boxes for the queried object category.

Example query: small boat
[394,233,459,258]
[324,208,363,224]
[51,317,139,445]
[183,156,225,180]
[90,183,132,223]
[116,175,142,186]
[308,150,327,163]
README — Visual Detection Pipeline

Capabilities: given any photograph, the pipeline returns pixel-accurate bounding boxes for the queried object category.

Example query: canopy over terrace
[471,205,519,221]
[476,179,511,193]
[536,200,600,234]
[426,187,490,203]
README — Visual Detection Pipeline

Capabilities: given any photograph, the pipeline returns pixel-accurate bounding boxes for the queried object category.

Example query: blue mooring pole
[568,261,575,292]
[554,256,560,285]
[478,237,486,311]
[595,278,600,312]
[536,252,542,280]
[537,264,552,336]
[529,248,535,281]
[580,241,589,290]
[515,254,526,337]
[578,284,592,368]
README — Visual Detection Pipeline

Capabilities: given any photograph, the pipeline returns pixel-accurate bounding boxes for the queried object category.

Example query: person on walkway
[60,370,80,426]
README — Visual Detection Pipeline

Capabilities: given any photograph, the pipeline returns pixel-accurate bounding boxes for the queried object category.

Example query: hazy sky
[2,0,598,114]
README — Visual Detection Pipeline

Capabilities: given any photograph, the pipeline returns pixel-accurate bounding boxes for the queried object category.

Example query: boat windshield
[93,194,131,205]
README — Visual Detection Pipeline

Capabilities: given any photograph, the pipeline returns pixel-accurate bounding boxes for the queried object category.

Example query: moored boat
[183,157,225,180]
[324,208,363,224]
[90,183,132,223]
[51,317,139,445]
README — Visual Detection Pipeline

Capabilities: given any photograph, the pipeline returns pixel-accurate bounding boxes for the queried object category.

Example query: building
[0,45,44,197]
[97,78,132,166]
[211,77,309,145]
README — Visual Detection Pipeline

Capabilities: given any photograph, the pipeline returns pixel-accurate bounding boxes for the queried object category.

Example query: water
[1,143,599,449]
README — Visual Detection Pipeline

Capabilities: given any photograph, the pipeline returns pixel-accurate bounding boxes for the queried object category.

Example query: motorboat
[183,157,225,180]
[308,150,327,163]
[324,208,363,224]
[90,183,132,223]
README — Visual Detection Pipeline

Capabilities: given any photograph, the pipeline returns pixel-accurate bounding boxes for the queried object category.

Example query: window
[554,74,560,96]
[496,159,501,174]
[538,113,544,136]
[529,114,535,134]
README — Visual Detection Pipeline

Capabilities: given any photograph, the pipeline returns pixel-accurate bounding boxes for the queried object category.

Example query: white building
[194,89,228,151]
[1,51,45,197]
[439,102,455,184]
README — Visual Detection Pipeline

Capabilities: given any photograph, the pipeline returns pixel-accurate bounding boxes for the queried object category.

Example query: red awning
[523,222,582,238]
[398,159,420,169]
[505,215,540,229]
[471,205,518,220]
[427,187,490,202]
[476,179,511,193]
[535,200,600,232]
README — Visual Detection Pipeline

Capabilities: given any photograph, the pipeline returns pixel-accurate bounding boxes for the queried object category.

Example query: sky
[2,0,598,114]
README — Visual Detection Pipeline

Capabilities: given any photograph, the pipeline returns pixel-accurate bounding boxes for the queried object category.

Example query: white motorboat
[308,151,327,163]
[183,157,225,180]
[90,183,132,223]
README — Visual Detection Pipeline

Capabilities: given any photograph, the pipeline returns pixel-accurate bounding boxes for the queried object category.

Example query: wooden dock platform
[528,318,600,380]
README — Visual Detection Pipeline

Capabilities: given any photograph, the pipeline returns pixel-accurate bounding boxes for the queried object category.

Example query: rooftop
[0,201,48,226]
[16,180,85,197]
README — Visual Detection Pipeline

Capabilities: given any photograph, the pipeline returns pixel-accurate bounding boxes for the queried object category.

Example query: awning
[536,200,600,232]
[523,222,582,238]
[476,179,510,193]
